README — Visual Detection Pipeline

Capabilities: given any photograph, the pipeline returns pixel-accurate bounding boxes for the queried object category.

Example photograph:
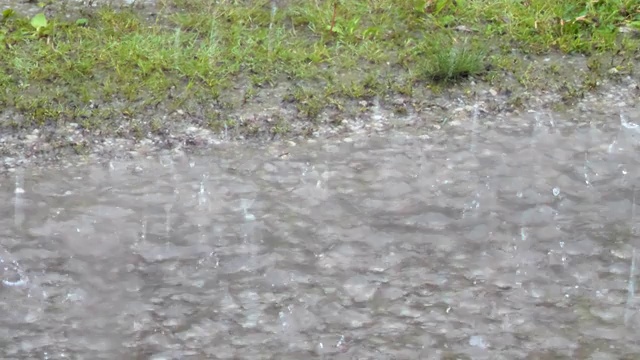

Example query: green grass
[0,0,638,137]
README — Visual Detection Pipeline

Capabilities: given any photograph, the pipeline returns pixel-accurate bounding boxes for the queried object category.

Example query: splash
[609,113,639,154]
[14,169,25,228]
[241,198,256,222]
[198,174,209,208]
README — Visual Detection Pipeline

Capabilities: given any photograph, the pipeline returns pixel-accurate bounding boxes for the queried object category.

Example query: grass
[0,0,638,138]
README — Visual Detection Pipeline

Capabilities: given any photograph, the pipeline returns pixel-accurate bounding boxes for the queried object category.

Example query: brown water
[1,111,640,359]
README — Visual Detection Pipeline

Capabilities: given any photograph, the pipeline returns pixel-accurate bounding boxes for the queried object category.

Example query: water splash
[620,113,639,132]
[463,99,483,218]
[583,153,592,187]
[531,111,544,143]
[608,137,618,154]
[198,174,209,208]
[241,198,256,222]
[1,260,28,287]
[300,162,313,184]
[139,218,147,242]
[609,113,639,154]
[14,169,25,228]
[0,247,29,288]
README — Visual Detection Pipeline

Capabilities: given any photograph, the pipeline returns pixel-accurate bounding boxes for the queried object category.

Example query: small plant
[30,12,55,41]
[420,39,486,82]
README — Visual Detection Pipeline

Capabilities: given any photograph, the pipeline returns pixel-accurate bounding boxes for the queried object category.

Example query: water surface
[1,111,640,359]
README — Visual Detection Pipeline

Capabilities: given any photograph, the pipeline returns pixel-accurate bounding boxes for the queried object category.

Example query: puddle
[0,111,639,358]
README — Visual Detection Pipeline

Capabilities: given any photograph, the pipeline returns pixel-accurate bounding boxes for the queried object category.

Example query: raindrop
[164,204,172,236]
[608,138,618,153]
[552,188,560,197]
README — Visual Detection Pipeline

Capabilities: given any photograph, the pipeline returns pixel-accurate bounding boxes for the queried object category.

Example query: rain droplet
[552,187,560,197]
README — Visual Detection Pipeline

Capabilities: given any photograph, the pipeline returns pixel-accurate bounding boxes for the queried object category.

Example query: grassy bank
[0,0,638,140]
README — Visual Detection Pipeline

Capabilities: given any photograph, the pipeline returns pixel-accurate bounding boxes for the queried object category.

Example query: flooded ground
[1,109,640,359]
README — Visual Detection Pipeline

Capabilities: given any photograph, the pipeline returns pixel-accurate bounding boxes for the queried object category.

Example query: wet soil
[1,0,639,173]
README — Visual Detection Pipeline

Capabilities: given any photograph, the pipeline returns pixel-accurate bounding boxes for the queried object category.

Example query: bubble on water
[552,187,560,197]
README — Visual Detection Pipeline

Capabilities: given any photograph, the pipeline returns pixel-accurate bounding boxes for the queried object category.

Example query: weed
[417,38,486,83]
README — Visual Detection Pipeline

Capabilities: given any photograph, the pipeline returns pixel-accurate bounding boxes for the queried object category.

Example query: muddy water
[1,111,640,359]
